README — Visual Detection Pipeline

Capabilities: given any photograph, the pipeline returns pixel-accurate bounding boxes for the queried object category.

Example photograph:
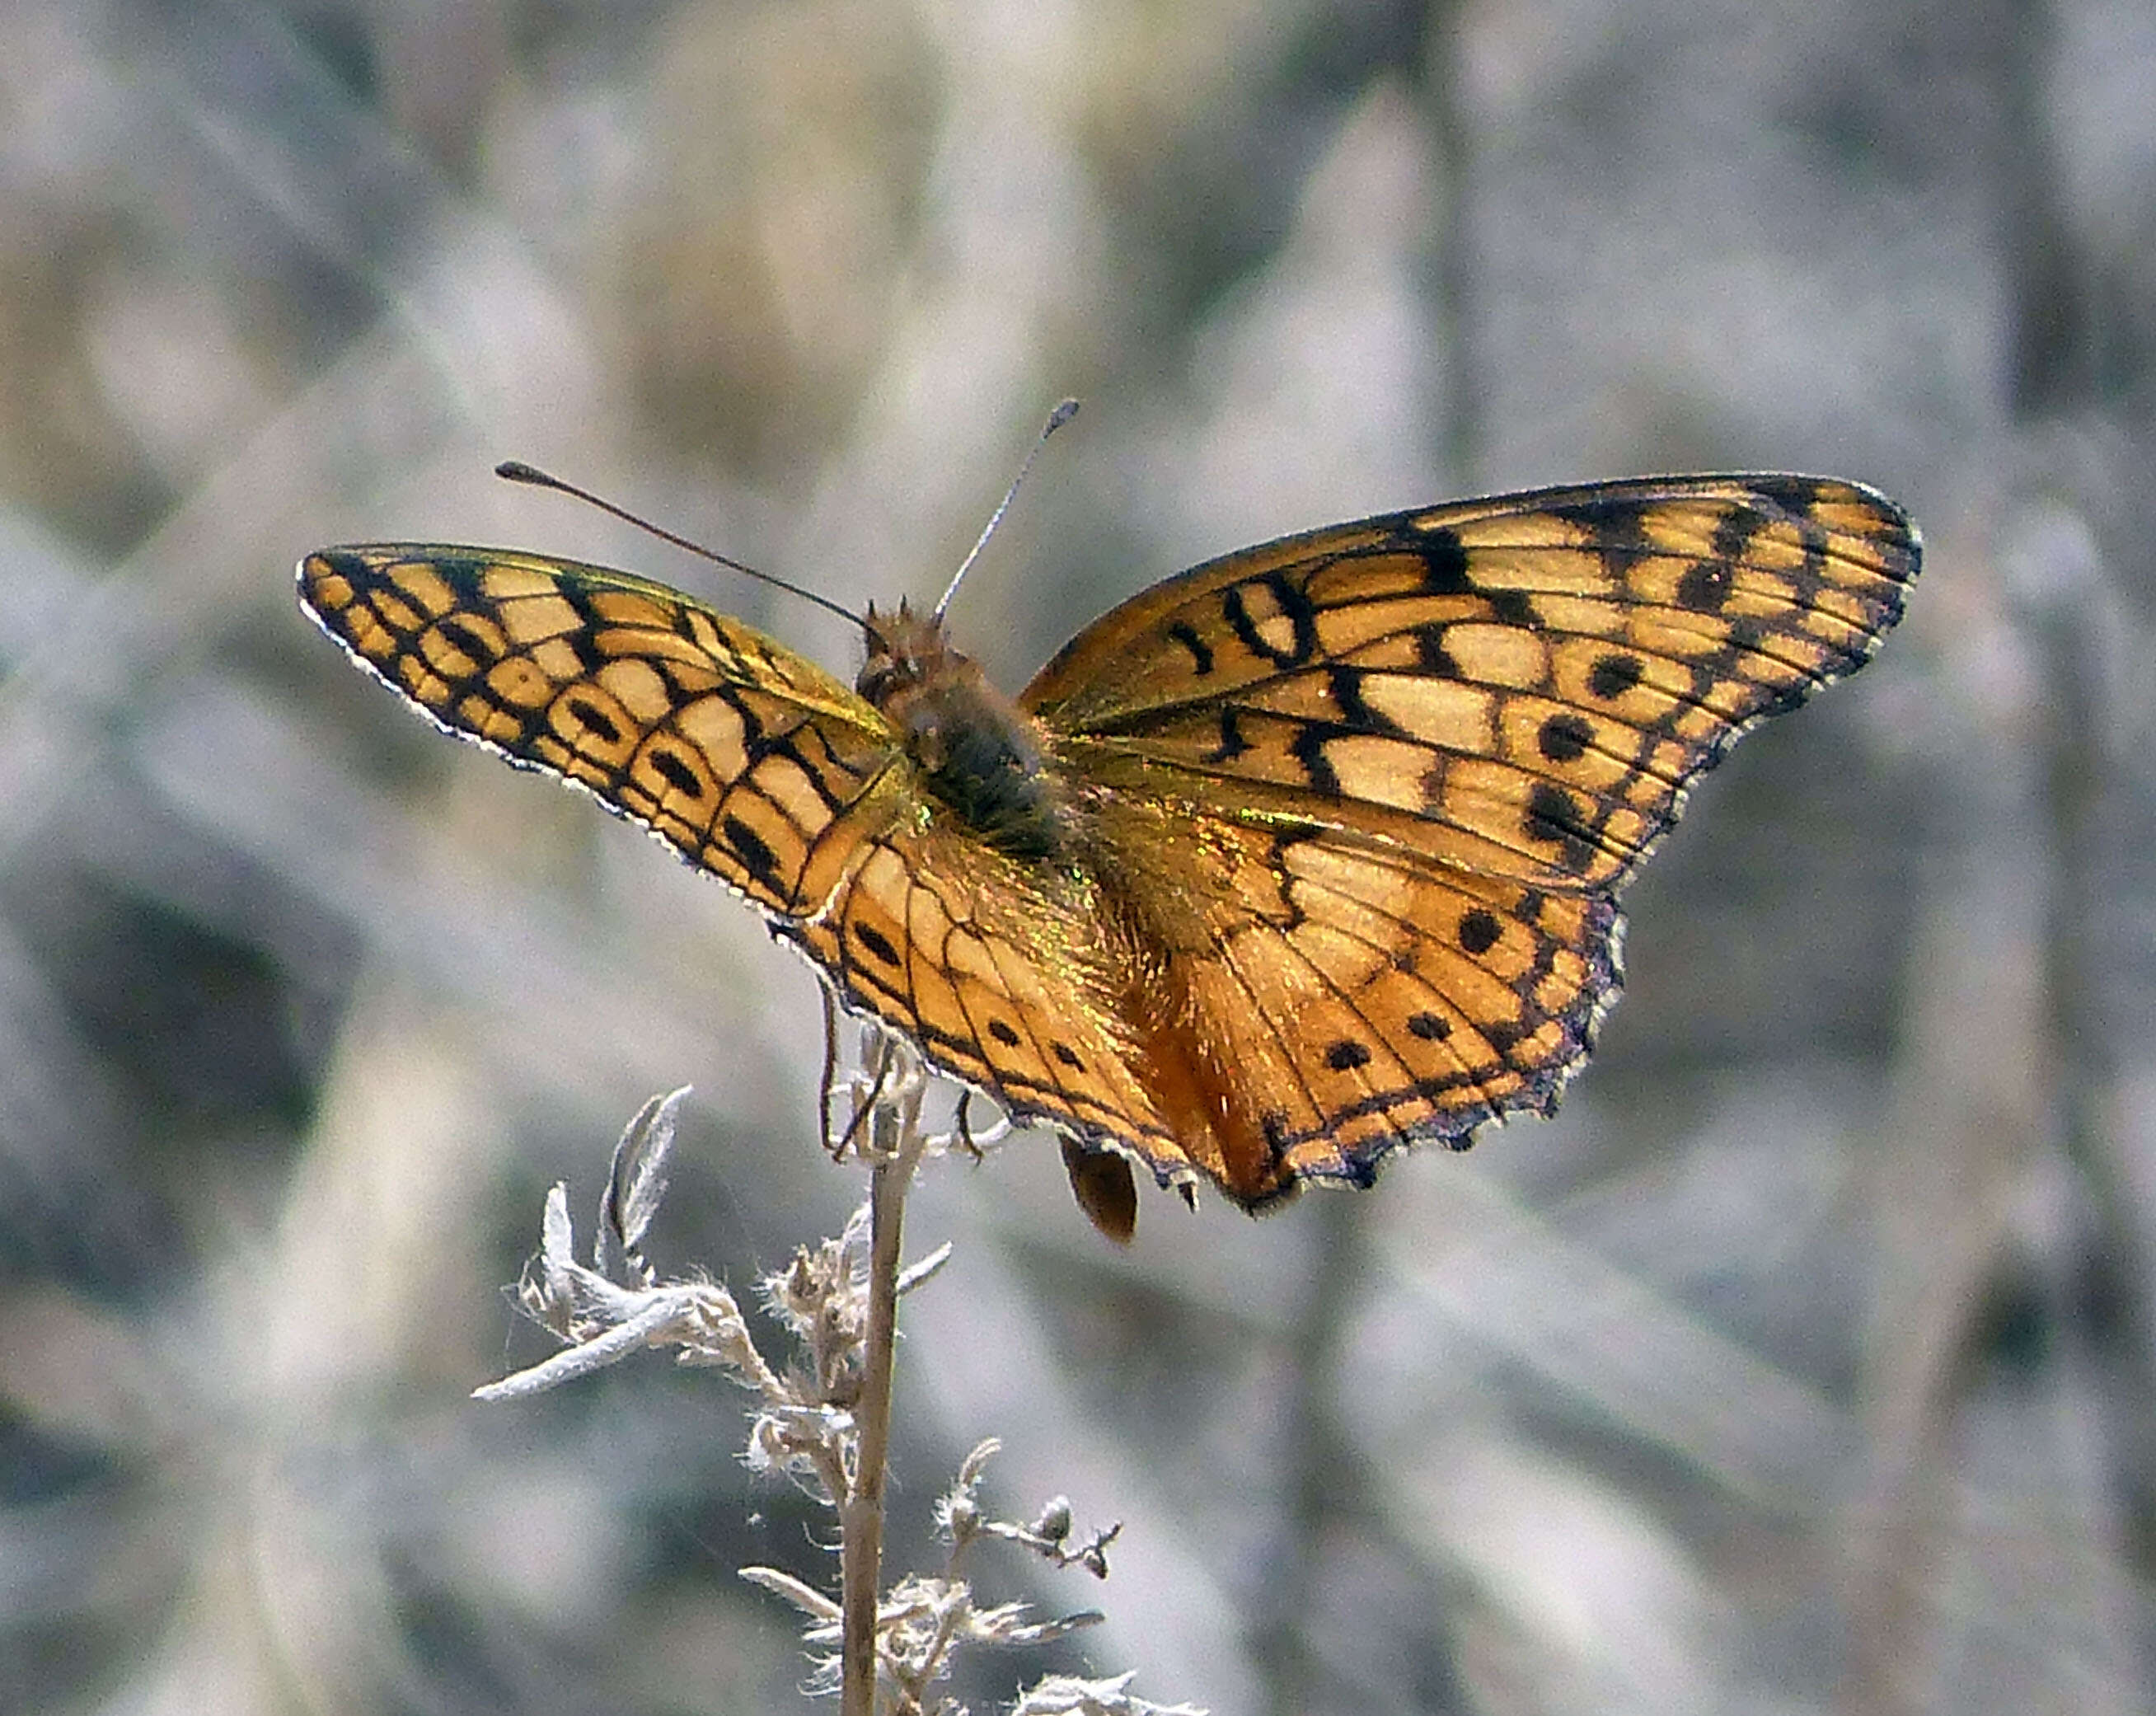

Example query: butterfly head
[855,598,960,711]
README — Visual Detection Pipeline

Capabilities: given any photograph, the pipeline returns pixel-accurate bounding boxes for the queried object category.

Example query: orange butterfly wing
[1023,475,1919,1205]
[298,546,902,913]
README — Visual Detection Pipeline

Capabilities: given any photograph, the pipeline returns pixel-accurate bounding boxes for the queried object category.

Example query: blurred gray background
[2,1,2151,1712]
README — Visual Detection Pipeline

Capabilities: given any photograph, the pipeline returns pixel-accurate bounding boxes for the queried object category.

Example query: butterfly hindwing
[777,819,1181,1167]
[1080,801,1620,1207]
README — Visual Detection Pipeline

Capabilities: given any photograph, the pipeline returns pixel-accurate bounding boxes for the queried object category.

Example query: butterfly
[298,472,1919,1240]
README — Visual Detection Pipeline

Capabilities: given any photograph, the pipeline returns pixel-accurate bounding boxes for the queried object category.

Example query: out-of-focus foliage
[1,2,2150,1714]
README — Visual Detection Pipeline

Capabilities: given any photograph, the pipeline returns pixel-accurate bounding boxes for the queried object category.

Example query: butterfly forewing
[1025,476,1917,897]
[297,546,900,919]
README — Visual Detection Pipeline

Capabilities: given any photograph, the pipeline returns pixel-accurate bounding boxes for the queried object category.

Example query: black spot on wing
[565,696,621,744]
[1755,476,1825,511]
[1416,529,1472,594]
[565,621,607,675]
[1203,706,1252,764]
[1525,782,1598,872]
[1710,508,1756,566]
[722,814,781,888]
[1413,622,1460,677]
[1560,494,1648,543]
[1537,713,1593,762]
[1483,587,1536,628]
[436,616,498,661]
[1588,652,1644,701]
[1676,558,1734,613]
[652,748,705,799]
[854,921,902,968]
[1290,721,1343,798]
[1329,666,1408,737]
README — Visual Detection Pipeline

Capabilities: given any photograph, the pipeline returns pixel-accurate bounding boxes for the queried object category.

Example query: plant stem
[840,1085,923,1716]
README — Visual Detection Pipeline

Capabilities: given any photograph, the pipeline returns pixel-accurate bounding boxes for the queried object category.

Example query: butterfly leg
[821,1006,901,1161]
[817,987,843,1150]
[952,1091,987,1162]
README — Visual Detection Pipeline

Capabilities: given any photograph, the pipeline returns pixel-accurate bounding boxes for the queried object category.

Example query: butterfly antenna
[494,461,867,633]
[930,398,1080,625]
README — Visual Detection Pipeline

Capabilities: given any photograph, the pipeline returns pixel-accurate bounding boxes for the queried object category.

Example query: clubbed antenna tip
[932,400,1082,625]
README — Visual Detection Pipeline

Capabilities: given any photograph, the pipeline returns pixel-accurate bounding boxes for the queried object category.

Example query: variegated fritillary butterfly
[298,472,1918,1240]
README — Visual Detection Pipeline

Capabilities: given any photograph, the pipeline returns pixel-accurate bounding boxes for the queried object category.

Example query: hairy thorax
[857,602,1071,862]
